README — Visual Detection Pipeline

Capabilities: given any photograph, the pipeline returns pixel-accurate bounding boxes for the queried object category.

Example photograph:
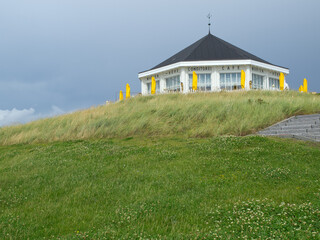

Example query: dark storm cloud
[0,0,319,126]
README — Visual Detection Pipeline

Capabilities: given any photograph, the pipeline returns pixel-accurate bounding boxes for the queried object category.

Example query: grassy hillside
[1,91,320,239]
[1,136,320,239]
[0,91,320,145]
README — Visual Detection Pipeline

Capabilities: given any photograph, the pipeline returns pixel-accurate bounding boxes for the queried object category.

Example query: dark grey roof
[141,33,287,73]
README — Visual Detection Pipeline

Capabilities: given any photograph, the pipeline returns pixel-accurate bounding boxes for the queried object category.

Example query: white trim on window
[252,74,264,89]
[220,72,241,90]
[188,73,211,91]
[165,75,180,92]
[269,77,280,90]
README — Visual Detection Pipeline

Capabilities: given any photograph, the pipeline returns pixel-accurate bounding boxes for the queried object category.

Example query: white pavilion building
[138,33,289,95]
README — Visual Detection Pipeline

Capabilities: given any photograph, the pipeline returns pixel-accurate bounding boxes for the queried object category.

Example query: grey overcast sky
[0,0,320,126]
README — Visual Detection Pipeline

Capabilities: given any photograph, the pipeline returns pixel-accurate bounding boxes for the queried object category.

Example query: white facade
[138,60,289,95]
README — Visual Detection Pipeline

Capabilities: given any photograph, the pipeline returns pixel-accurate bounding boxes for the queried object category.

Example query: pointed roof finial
[207,13,212,34]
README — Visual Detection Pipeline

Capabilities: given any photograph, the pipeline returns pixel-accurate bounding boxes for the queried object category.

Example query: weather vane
[207,13,212,34]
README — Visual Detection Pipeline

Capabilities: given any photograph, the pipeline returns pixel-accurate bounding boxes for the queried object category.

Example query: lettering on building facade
[221,66,240,71]
[252,67,264,73]
[187,66,212,72]
[146,74,160,81]
[164,69,180,76]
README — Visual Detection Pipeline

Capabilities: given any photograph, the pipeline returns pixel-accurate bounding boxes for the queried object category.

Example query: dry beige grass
[0,90,319,145]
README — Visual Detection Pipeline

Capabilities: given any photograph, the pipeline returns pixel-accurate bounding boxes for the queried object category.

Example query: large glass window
[269,78,279,90]
[220,73,241,90]
[166,76,180,91]
[188,74,211,91]
[147,82,151,94]
[147,80,160,94]
[252,74,264,89]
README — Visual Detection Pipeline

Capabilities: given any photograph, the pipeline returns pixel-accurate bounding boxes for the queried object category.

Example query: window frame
[252,74,264,90]
[269,77,280,90]
[188,73,211,91]
[219,72,241,91]
[165,75,181,92]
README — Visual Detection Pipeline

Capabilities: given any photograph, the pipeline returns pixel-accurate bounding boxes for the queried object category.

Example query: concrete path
[257,114,320,142]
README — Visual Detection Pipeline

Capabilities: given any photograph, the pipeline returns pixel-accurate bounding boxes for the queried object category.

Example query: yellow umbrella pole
[241,70,245,89]
[303,78,308,92]
[151,77,156,94]
[126,84,130,99]
[279,72,284,91]
[192,71,198,91]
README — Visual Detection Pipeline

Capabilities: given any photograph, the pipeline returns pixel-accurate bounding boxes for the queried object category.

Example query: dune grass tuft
[0,90,319,145]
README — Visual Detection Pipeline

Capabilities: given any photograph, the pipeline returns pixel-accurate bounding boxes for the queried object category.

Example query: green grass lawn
[1,136,319,239]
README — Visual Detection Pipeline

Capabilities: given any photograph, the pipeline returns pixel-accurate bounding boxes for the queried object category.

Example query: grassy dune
[1,137,320,239]
[1,90,320,239]
[0,91,320,145]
